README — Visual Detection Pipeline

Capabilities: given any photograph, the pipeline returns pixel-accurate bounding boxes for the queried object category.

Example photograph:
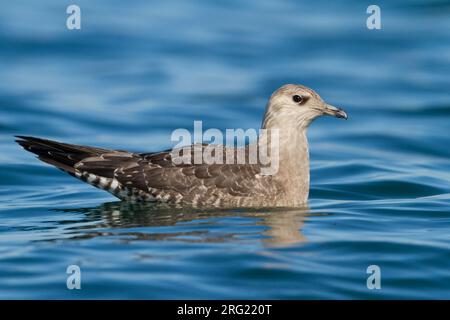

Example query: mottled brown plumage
[16,84,347,207]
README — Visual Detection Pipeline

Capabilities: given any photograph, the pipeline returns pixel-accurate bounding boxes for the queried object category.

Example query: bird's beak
[323,103,348,120]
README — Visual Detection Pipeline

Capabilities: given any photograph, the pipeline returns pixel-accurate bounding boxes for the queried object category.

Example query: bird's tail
[15,136,112,175]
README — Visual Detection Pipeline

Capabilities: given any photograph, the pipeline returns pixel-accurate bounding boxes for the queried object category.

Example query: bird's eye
[293,95,303,103]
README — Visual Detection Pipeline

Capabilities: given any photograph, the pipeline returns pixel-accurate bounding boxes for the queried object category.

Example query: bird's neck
[279,129,310,203]
[258,127,310,205]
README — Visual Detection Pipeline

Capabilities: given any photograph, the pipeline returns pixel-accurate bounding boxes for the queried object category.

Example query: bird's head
[262,84,347,129]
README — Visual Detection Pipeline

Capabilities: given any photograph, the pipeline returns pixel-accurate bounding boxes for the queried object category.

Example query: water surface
[1,0,450,299]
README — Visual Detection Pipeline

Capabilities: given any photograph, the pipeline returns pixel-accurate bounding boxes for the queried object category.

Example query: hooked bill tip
[336,110,348,120]
[323,104,348,120]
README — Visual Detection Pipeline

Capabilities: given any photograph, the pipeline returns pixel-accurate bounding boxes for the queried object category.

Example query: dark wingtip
[15,135,37,140]
[15,135,28,144]
[14,136,48,153]
[15,137,32,151]
[15,135,35,144]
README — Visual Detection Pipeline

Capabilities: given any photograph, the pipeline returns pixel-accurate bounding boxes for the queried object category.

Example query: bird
[16,84,347,207]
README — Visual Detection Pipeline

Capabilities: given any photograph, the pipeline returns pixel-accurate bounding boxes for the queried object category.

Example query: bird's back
[16,136,283,207]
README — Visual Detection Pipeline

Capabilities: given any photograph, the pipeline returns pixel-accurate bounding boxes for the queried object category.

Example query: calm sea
[1,0,450,299]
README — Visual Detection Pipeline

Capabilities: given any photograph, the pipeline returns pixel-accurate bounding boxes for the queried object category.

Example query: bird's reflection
[54,202,310,247]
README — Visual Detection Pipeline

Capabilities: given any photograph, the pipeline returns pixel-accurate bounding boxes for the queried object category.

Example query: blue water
[1,0,450,299]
